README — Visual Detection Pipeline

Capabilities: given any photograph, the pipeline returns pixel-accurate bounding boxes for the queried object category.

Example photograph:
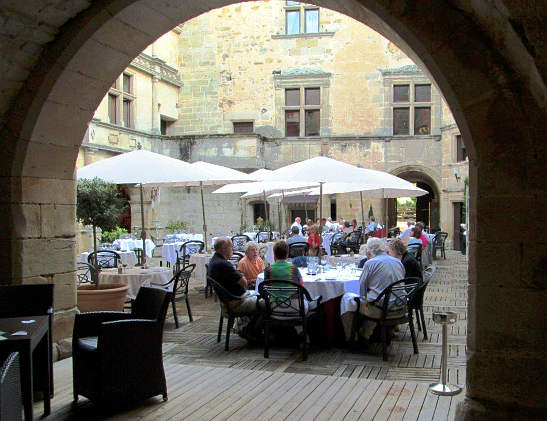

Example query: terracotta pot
[77,283,129,313]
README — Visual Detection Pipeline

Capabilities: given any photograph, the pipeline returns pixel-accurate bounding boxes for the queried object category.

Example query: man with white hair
[290,216,302,234]
[342,237,405,340]
[399,220,415,241]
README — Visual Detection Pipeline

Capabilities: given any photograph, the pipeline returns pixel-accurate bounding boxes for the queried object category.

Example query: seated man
[286,225,308,245]
[388,238,422,281]
[399,220,415,241]
[237,241,264,288]
[264,240,303,286]
[342,237,404,340]
[208,237,257,314]
[364,216,377,234]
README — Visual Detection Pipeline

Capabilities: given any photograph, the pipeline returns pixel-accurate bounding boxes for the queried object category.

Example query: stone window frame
[382,71,441,137]
[284,1,320,36]
[108,72,136,129]
[274,73,331,138]
[232,121,255,134]
[454,133,468,162]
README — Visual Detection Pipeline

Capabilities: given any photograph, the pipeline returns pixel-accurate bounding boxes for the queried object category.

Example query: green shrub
[101,226,128,243]
[165,221,188,232]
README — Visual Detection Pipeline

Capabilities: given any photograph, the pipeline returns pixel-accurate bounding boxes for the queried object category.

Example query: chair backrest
[434,232,448,246]
[258,280,311,320]
[0,352,22,421]
[373,278,419,316]
[288,242,309,257]
[330,232,346,247]
[256,231,272,243]
[227,251,244,268]
[171,264,195,295]
[0,284,54,319]
[207,275,243,308]
[180,240,205,257]
[87,250,120,268]
[132,286,172,324]
[346,230,362,245]
[231,235,251,252]
[76,261,94,284]
[407,243,423,261]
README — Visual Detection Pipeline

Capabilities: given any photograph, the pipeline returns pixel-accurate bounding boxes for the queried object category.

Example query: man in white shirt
[399,220,415,241]
[290,217,302,234]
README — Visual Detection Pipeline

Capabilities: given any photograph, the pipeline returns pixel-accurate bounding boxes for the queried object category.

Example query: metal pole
[360,191,365,228]
[263,190,268,226]
[281,189,286,235]
[441,324,448,385]
[319,182,323,233]
[140,183,146,265]
[384,197,388,237]
[200,181,208,251]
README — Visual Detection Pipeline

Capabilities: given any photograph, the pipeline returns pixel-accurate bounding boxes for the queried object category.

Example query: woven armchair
[72,287,171,406]
[0,352,22,421]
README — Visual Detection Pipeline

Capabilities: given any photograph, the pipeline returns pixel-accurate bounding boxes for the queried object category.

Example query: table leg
[42,331,51,416]
[20,344,34,421]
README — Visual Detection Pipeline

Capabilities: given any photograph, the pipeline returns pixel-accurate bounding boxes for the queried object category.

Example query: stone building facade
[78,2,468,250]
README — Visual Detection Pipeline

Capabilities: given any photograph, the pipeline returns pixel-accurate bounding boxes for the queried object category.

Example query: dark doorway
[253,203,269,224]
[453,202,464,251]
[291,209,315,224]
[330,198,337,220]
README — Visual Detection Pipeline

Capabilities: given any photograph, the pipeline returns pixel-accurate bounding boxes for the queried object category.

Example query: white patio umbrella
[189,161,253,243]
[258,157,428,231]
[77,149,219,263]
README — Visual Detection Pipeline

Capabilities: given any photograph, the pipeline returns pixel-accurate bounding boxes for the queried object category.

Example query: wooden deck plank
[357,380,394,420]
[389,382,417,421]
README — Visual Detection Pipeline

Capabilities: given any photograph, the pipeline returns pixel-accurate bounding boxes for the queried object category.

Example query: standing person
[290,217,302,234]
[237,242,265,288]
[307,225,321,256]
[399,220,415,241]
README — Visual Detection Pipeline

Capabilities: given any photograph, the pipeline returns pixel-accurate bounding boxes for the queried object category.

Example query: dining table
[78,250,137,267]
[98,267,172,299]
[0,316,51,421]
[113,238,156,258]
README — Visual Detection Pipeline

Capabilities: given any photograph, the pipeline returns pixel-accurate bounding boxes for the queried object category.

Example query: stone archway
[0,1,545,418]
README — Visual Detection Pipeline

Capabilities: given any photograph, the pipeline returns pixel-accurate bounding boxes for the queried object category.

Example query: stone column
[151,75,160,134]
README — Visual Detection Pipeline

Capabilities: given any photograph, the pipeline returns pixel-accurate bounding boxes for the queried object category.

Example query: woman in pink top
[307,225,321,256]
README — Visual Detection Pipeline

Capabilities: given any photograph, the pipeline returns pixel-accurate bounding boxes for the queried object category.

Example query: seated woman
[237,241,264,288]
[408,227,423,246]
[415,222,429,248]
[307,225,321,256]
[388,238,422,281]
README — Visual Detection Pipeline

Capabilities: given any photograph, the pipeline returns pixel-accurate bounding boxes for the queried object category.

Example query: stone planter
[77,283,129,313]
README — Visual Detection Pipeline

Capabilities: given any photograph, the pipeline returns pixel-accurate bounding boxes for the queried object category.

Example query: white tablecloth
[98,267,172,299]
[188,253,213,286]
[255,267,360,303]
[162,242,204,265]
[322,233,335,256]
[113,238,156,258]
[164,233,203,242]
[78,251,137,267]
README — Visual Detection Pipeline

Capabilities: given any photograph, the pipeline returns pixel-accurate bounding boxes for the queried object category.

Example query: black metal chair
[407,243,423,270]
[228,251,244,268]
[288,241,309,258]
[256,231,273,243]
[329,232,347,255]
[350,278,419,361]
[0,352,22,421]
[0,284,54,397]
[72,287,171,406]
[407,276,430,340]
[176,240,205,272]
[432,231,448,259]
[208,276,256,351]
[231,234,251,252]
[134,247,143,266]
[258,280,322,361]
[76,261,94,284]
[151,264,196,328]
[345,230,363,253]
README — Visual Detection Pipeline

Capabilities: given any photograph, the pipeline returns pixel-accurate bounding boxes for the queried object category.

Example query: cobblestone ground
[159,250,469,387]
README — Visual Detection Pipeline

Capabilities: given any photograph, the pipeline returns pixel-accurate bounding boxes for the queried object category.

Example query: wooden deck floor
[39,250,468,420]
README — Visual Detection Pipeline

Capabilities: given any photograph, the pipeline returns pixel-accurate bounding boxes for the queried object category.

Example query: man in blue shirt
[364,216,377,234]
[286,225,307,245]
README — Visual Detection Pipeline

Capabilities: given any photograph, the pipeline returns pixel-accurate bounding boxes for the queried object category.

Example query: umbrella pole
[319,182,323,234]
[140,183,146,265]
[304,201,308,223]
[384,197,388,238]
[200,181,208,251]
[360,191,365,228]
[281,189,286,234]
[263,190,268,227]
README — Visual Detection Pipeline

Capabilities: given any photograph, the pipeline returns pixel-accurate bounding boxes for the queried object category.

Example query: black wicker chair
[0,284,54,397]
[407,243,423,270]
[432,231,448,259]
[288,242,309,258]
[228,251,244,268]
[256,231,273,243]
[208,276,256,351]
[176,240,205,272]
[231,235,251,252]
[258,280,322,361]
[350,278,419,361]
[87,250,120,282]
[329,232,347,255]
[0,352,23,421]
[76,261,94,284]
[345,230,363,253]
[151,264,196,327]
[72,287,171,406]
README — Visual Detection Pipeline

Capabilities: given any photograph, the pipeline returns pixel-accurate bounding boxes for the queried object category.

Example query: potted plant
[76,178,129,312]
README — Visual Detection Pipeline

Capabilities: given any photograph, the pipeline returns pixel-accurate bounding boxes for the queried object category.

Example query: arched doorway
[389,168,441,232]
[0,1,545,419]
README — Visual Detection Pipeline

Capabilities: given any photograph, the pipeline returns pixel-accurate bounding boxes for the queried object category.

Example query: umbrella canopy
[77,149,218,185]
[248,168,273,180]
[189,161,253,184]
